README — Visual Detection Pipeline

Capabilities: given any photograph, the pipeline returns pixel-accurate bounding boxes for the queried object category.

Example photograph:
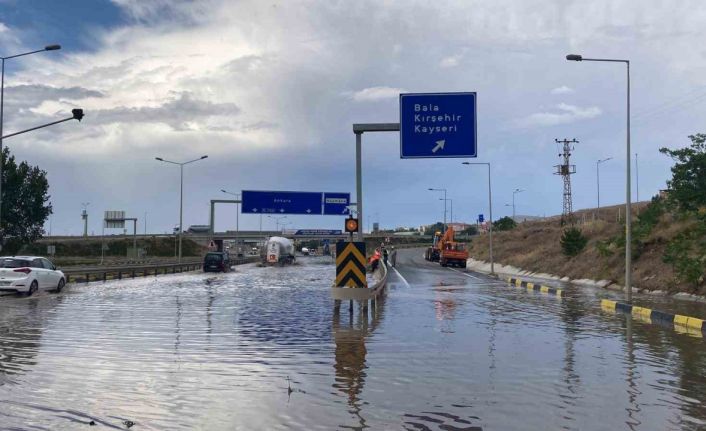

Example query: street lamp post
[155,155,208,263]
[512,188,524,220]
[596,157,613,211]
[1,44,62,243]
[566,53,632,303]
[268,215,287,232]
[439,198,453,224]
[462,162,495,275]
[428,188,447,232]
[635,153,639,203]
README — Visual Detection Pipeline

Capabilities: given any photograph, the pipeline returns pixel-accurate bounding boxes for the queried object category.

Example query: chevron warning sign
[335,241,367,288]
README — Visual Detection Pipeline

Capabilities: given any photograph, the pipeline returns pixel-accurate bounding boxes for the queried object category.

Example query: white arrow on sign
[432,139,445,153]
[306,209,311,214]
[252,208,258,212]
[279,209,285,213]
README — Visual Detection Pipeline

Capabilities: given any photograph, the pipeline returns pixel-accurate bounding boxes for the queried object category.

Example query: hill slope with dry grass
[468,201,706,295]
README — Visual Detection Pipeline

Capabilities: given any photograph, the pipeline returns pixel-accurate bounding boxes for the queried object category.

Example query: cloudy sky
[1,0,705,235]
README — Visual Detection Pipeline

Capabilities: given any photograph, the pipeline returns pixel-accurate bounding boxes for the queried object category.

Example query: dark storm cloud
[91,92,242,131]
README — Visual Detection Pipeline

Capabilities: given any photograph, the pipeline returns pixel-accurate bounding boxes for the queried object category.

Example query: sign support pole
[355,132,363,242]
[352,123,400,244]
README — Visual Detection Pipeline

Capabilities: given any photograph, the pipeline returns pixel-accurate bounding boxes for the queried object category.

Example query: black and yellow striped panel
[335,241,367,288]
[507,277,563,297]
[600,299,705,337]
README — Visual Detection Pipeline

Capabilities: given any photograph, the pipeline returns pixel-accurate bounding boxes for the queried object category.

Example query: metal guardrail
[330,251,390,301]
[63,256,259,284]
[63,258,202,271]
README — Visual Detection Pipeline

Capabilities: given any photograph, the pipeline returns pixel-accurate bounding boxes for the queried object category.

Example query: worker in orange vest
[369,248,381,272]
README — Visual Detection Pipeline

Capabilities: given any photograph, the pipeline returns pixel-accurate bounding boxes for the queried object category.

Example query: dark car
[203,252,231,273]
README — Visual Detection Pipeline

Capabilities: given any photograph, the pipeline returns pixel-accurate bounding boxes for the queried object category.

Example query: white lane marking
[448,267,482,280]
[389,264,411,288]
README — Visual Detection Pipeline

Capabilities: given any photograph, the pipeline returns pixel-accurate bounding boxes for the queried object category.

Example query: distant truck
[301,247,310,256]
[261,237,295,266]
[424,227,468,268]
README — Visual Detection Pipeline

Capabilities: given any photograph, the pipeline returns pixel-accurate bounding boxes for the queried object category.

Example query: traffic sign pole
[352,123,400,243]
[355,132,363,241]
[351,92,476,259]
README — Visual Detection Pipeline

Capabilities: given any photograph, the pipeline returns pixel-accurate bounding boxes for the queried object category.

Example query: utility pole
[554,139,578,225]
[81,202,90,237]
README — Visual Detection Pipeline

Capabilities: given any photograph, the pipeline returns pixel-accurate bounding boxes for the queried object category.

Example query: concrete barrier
[601,299,705,337]
[330,258,388,301]
[507,277,564,297]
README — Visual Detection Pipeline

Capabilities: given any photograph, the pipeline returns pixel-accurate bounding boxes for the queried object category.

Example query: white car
[0,256,66,296]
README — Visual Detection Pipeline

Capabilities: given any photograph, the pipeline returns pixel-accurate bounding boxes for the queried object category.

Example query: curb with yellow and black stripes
[506,277,563,297]
[507,277,705,338]
[601,299,705,337]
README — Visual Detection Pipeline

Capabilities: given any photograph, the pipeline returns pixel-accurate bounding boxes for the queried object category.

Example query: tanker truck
[261,236,296,266]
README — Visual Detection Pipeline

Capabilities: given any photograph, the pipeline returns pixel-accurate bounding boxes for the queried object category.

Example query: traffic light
[72,108,84,121]
[344,217,359,234]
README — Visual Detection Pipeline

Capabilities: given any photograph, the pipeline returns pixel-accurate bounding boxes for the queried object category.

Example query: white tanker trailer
[261,236,296,265]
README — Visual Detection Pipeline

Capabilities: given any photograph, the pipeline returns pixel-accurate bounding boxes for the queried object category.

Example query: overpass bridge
[39,231,352,247]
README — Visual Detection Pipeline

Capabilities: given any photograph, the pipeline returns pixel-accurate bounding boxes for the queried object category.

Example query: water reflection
[332,297,385,430]
[0,296,64,386]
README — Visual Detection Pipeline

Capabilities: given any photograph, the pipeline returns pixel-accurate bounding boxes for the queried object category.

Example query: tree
[461,225,478,235]
[424,222,445,235]
[1,147,52,254]
[560,227,588,257]
[493,216,517,231]
[660,133,706,214]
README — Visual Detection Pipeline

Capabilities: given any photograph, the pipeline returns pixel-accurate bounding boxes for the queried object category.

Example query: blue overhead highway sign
[242,190,323,215]
[400,92,477,159]
[323,192,351,215]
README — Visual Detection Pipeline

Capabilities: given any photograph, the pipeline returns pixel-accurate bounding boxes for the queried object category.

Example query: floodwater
[0,249,704,430]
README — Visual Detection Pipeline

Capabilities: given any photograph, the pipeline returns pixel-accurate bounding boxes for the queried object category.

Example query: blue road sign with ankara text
[323,192,351,215]
[242,190,323,215]
[400,92,477,159]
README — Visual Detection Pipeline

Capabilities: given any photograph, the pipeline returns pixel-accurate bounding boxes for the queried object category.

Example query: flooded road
[0,249,705,430]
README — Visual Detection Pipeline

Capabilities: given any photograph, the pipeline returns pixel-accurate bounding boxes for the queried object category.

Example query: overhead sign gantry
[241,190,351,215]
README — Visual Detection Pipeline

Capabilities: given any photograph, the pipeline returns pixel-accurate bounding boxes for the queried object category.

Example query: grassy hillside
[468,201,706,295]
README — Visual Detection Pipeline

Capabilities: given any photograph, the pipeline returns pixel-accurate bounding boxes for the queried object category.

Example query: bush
[663,224,706,289]
[595,240,613,257]
[561,227,588,257]
[493,216,517,231]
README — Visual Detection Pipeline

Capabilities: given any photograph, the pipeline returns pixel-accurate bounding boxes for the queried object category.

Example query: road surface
[0,249,704,430]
